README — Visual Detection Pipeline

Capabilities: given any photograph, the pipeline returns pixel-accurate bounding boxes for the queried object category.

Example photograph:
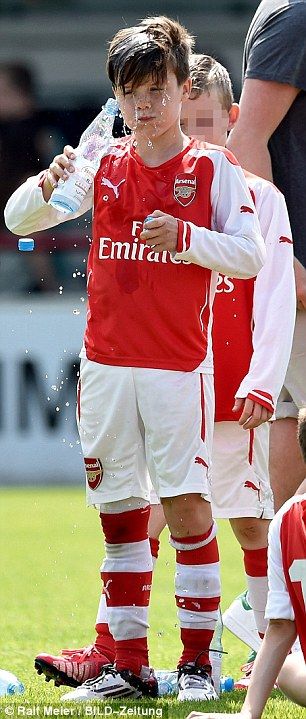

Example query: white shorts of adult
[276,310,306,420]
[211,421,274,520]
[77,358,214,506]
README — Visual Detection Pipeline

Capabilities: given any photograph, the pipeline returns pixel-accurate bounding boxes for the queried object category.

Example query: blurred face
[180,87,230,145]
[116,69,191,142]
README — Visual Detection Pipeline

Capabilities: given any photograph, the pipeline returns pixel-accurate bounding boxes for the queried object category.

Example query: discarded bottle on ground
[155,669,178,696]
[209,608,224,695]
[0,669,25,696]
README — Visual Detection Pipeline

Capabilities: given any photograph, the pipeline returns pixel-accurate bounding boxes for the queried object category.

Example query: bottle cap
[222,676,234,692]
[18,238,35,251]
[144,215,155,224]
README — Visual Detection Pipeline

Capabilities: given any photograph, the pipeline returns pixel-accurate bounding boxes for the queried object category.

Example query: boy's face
[115,69,191,141]
[180,87,230,146]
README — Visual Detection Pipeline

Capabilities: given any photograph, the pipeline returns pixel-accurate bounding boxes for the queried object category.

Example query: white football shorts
[276,310,306,420]
[211,420,274,519]
[77,358,214,506]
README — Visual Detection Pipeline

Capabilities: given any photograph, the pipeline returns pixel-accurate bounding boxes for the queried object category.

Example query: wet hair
[107,15,194,93]
[298,408,306,464]
[0,62,36,98]
[189,54,234,111]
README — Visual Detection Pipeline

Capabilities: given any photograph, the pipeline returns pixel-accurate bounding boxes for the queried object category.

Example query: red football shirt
[266,495,306,662]
[213,174,295,420]
[84,138,261,371]
[280,499,306,661]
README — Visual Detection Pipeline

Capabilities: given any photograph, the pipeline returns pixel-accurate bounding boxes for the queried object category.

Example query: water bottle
[49,98,118,215]
[209,608,224,695]
[155,670,178,696]
[220,676,234,693]
[0,670,25,696]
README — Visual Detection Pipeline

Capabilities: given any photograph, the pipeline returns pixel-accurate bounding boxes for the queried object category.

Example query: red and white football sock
[94,530,160,657]
[100,502,152,676]
[243,546,268,637]
[171,523,221,667]
[149,537,160,568]
[95,592,115,661]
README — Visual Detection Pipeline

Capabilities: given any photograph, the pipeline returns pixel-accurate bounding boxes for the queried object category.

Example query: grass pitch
[0,487,304,718]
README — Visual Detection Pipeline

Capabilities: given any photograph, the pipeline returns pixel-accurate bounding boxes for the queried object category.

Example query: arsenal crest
[174,173,197,207]
[84,457,103,490]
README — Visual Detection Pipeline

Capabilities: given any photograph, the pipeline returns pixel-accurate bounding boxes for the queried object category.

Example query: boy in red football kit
[180,54,296,686]
[18,49,290,701]
[5,18,265,701]
[187,407,306,718]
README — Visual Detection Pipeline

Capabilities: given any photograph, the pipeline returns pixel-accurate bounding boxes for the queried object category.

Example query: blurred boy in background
[180,54,295,688]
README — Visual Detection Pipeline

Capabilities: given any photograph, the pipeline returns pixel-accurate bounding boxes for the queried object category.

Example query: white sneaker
[223,591,261,652]
[177,663,218,701]
[61,664,158,701]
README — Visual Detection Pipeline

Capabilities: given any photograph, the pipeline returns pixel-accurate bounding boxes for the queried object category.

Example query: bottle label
[49,154,97,214]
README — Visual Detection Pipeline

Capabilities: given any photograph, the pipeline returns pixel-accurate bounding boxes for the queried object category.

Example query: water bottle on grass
[155,669,178,696]
[209,608,225,695]
[0,669,25,696]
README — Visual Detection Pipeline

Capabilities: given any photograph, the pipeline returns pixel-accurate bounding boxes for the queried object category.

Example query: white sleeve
[4,172,93,236]
[174,150,266,279]
[235,184,296,413]
[265,499,297,621]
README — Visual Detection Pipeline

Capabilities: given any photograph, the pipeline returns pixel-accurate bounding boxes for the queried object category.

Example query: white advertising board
[0,297,87,485]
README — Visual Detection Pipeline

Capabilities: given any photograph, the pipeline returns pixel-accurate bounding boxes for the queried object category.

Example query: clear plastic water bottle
[0,669,25,696]
[155,669,178,696]
[209,608,224,695]
[220,675,234,692]
[49,98,118,215]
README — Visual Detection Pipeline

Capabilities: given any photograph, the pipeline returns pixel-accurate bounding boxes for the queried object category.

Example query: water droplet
[73,308,80,315]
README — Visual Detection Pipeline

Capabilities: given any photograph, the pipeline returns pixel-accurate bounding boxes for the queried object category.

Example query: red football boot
[35,644,114,687]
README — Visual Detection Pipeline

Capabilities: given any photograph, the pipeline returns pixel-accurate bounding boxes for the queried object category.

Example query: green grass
[0,488,304,718]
